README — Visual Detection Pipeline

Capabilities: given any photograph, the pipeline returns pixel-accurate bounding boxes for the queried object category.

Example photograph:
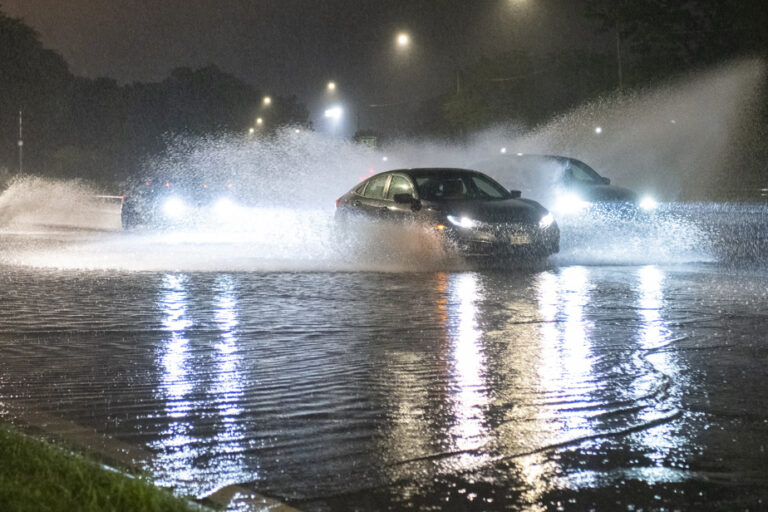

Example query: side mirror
[509,189,522,199]
[601,177,611,185]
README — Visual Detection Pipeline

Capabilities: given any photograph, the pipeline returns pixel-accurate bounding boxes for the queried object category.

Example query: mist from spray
[0,58,765,271]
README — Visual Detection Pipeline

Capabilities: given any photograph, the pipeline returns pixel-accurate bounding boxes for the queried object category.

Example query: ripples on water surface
[1,203,768,510]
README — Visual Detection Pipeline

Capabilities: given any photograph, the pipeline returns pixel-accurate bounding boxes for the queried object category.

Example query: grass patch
[0,426,204,512]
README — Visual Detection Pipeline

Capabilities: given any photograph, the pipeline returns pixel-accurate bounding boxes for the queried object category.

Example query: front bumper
[441,222,560,258]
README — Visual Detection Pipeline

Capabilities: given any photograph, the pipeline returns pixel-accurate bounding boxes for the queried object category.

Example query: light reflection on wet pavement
[1,263,768,510]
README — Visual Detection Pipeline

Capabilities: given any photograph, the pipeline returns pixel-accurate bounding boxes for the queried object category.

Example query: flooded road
[1,207,768,511]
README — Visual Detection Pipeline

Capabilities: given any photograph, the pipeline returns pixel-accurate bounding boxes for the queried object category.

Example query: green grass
[0,426,204,512]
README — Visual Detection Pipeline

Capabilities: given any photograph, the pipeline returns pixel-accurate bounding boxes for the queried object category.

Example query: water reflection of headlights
[639,196,659,211]
[446,215,479,229]
[539,213,555,229]
[162,197,186,218]
[553,194,591,215]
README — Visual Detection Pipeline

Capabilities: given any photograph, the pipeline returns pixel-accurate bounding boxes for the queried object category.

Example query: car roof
[385,167,487,177]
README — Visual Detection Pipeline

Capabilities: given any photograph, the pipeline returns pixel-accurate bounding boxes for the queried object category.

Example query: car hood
[579,184,638,203]
[431,198,546,224]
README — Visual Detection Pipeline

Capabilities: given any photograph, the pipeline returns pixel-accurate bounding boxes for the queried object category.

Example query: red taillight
[335,198,340,208]
[165,182,170,187]
[145,182,150,186]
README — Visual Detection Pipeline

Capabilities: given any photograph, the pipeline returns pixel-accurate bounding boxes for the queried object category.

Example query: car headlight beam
[539,213,555,229]
[162,197,186,218]
[446,215,478,229]
[553,193,591,215]
[639,196,659,211]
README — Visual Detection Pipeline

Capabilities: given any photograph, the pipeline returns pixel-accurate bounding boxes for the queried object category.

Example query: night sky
[2,1,600,114]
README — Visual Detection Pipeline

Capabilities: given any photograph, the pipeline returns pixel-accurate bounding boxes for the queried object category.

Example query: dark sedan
[335,168,559,259]
[476,154,659,215]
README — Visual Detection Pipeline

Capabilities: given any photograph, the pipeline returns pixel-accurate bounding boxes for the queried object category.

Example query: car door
[356,173,391,219]
[383,174,418,223]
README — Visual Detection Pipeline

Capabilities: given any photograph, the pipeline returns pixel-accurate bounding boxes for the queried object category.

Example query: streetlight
[327,81,336,92]
[262,96,272,106]
[396,31,410,48]
[256,117,264,126]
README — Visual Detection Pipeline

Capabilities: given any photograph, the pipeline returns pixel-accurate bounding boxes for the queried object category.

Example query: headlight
[446,215,478,229]
[553,193,591,214]
[213,197,239,219]
[162,197,186,218]
[539,213,555,229]
[639,196,658,211]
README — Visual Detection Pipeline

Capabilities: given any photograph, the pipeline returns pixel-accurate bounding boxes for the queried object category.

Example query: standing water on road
[0,59,767,510]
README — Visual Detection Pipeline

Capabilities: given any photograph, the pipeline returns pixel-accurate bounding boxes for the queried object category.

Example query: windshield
[566,159,604,184]
[414,173,510,201]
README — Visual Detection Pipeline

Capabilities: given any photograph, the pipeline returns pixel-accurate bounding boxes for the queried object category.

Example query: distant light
[639,196,659,211]
[516,152,524,156]
[670,119,677,124]
[436,224,446,231]
[500,147,507,154]
[256,117,264,125]
[595,126,603,134]
[382,156,388,162]
[324,106,343,119]
[165,182,170,187]
[145,182,151,186]
[369,169,375,174]
[248,127,255,134]
[294,128,301,133]
[396,32,410,47]
[263,96,272,106]
[327,81,336,91]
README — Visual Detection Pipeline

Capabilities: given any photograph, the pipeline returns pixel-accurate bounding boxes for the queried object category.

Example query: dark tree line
[0,8,308,187]
[428,0,768,135]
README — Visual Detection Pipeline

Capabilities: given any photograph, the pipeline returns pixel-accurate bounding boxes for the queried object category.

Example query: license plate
[509,233,531,245]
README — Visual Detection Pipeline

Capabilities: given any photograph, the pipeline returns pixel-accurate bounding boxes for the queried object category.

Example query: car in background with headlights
[335,168,559,259]
[475,154,659,216]
[120,179,242,229]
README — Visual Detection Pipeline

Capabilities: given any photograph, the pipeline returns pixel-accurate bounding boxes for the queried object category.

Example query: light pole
[18,109,23,175]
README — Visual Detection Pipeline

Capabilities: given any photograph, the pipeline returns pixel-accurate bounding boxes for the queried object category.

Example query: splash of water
[0,58,764,271]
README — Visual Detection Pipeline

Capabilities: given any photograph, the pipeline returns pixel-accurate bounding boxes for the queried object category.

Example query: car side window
[386,175,414,200]
[362,174,389,199]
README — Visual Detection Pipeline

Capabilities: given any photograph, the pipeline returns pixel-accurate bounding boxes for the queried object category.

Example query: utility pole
[615,21,624,91]
[18,109,23,175]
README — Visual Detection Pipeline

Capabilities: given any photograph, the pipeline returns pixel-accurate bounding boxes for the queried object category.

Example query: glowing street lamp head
[262,96,272,106]
[396,32,410,47]
[324,106,343,120]
[248,127,255,134]
[327,81,336,92]
[256,117,264,125]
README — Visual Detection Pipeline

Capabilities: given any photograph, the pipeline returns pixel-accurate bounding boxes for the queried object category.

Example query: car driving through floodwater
[335,167,559,260]
[477,154,660,216]
[121,179,244,229]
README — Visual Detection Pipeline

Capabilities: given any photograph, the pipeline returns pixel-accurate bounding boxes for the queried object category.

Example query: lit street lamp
[262,96,272,106]
[396,31,410,48]
[327,81,336,92]
[256,117,264,126]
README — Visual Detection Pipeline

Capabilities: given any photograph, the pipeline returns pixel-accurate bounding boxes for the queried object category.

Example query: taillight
[335,198,341,208]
